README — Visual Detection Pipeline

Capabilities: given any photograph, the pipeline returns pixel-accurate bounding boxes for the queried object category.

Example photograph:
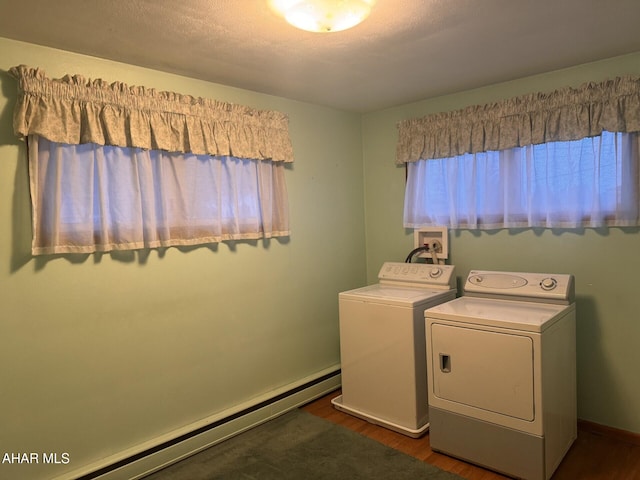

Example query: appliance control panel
[378,262,456,289]
[465,270,575,304]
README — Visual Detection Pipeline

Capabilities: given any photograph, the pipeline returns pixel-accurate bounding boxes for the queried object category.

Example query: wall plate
[414,227,449,260]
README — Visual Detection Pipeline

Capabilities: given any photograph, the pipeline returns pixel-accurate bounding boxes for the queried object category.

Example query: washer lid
[425,296,574,332]
[340,283,455,307]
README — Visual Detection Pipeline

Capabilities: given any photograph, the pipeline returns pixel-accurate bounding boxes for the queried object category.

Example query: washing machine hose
[404,245,431,263]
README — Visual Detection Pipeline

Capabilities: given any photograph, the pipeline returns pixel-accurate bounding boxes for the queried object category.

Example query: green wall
[362,52,640,434]
[0,38,365,479]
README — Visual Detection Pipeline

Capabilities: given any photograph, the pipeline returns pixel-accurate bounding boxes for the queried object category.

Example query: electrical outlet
[414,227,449,260]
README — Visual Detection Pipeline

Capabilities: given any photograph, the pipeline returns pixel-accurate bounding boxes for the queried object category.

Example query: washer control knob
[541,277,557,290]
[429,267,442,278]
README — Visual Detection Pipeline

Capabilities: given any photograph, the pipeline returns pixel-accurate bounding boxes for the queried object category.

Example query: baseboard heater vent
[64,367,340,480]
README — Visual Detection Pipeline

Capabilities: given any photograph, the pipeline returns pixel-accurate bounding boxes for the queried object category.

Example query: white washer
[425,270,576,480]
[332,261,456,437]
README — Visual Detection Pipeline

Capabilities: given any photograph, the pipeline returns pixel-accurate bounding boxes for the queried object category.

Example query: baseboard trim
[578,419,640,446]
[53,366,341,480]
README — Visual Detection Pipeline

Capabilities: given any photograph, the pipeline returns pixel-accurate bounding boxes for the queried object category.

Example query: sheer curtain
[10,66,294,255]
[29,137,289,254]
[404,132,640,229]
[398,76,640,229]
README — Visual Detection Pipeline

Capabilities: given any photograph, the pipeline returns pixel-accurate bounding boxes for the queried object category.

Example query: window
[396,75,640,230]
[29,136,289,254]
[404,132,640,229]
[10,66,294,255]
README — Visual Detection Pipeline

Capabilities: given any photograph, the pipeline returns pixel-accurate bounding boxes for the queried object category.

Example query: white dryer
[424,270,576,480]
[332,261,456,437]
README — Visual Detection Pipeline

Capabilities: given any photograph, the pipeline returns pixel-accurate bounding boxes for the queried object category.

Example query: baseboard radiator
[54,366,341,480]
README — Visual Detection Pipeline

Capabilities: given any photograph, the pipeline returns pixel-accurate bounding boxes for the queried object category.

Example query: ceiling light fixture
[268,0,376,33]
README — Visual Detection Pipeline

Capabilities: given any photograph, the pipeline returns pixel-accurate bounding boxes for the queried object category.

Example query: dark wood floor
[302,390,640,480]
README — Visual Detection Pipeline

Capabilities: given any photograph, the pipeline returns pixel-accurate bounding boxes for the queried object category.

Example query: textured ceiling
[1,0,640,112]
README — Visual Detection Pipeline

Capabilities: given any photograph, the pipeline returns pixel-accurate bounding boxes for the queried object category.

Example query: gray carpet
[144,409,464,479]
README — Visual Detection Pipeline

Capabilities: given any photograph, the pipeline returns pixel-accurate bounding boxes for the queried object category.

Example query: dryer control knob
[429,267,442,278]
[541,277,557,290]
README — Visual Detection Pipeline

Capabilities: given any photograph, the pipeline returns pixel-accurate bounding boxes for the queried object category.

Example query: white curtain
[404,132,640,229]
[9,66,294,255]
[29,136,289,254]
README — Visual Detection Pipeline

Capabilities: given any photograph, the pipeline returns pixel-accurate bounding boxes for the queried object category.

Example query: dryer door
[431,324,535,421]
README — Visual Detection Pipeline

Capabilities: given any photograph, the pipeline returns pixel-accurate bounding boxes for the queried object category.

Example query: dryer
[424,270,576,480]
[332,261,456,437]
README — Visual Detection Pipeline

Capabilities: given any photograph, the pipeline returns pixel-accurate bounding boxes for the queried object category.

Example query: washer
[424,269,576,480]
[332,261,456,437]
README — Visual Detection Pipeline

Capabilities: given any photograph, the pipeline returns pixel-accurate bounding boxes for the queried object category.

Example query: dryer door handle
[439,353,451,373]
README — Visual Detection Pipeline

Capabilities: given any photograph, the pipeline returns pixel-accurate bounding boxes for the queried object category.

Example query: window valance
[9,65,294,162]
[396,75,640,164]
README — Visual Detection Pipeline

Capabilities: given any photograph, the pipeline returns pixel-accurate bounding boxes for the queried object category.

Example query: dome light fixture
[268,0,376,33]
